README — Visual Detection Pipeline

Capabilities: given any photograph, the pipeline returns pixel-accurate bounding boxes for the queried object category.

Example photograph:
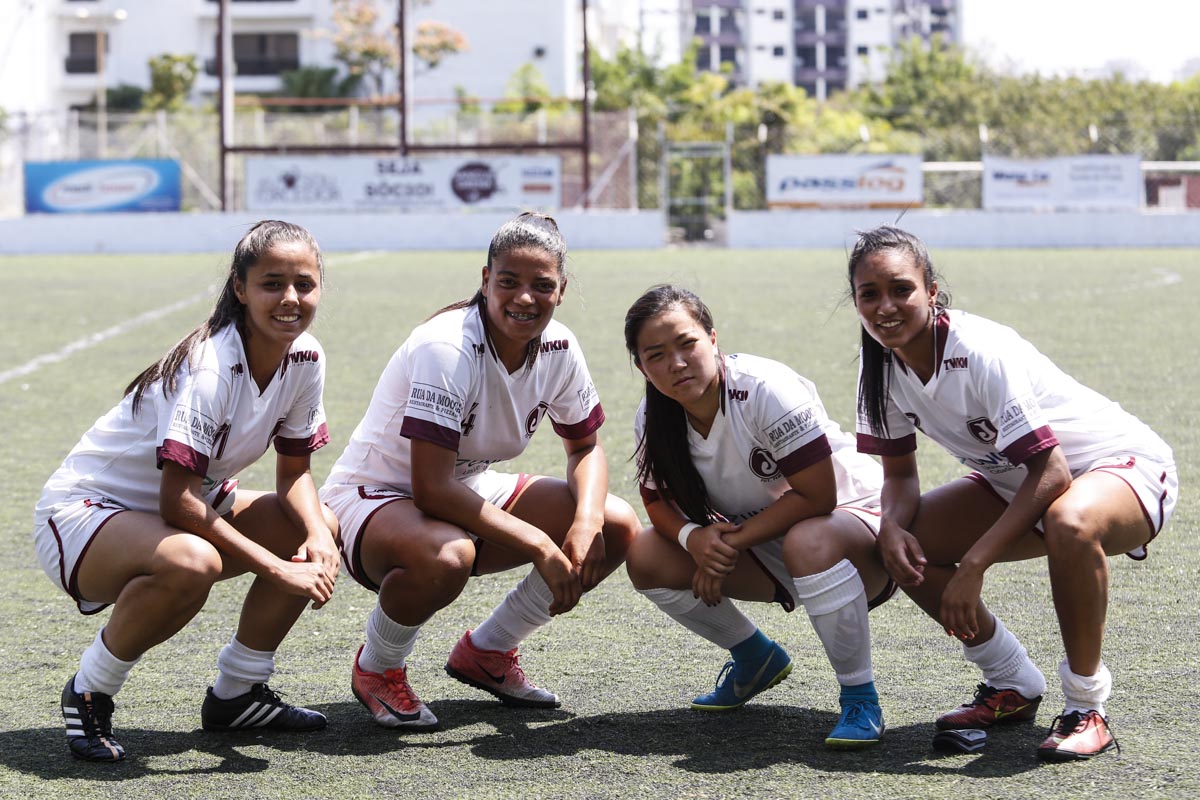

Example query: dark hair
[624,284,721,525]
[847,225,949,437]
[125,220,323,413]
[434,212,567,373]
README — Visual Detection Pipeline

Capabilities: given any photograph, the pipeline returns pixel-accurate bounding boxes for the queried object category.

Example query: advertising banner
[24,159,181,213]
[982,155,1142,210]
[244,155,562,212]
[766,154,923,209]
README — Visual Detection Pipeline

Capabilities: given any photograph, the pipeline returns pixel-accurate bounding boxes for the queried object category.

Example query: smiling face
[234,239,321,359]
[851,247,938,368]
[481,246,564,368]
[634,305,721,418]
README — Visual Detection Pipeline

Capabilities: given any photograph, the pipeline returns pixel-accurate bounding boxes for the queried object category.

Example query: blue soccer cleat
[690,641,793,711]
[825,698,886,749]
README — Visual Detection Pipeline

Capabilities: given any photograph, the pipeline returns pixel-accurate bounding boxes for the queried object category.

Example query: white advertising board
[244,155,562,212]
[982,155,1142,211]
[766,154,923,208]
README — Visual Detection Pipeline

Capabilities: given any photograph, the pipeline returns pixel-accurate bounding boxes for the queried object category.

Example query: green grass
[1,247,1197,799]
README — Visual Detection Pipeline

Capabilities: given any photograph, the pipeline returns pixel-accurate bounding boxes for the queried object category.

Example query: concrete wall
[729,209,1200,249]
[0,210,667,254]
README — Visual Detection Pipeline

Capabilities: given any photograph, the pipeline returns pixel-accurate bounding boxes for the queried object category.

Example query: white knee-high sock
[212,635,276,699]
[358,604,422,674]
[639,587,758,649]
[470,569,555,653]
[793,559,873,686]
[962,615,1047,699]
[74,628,139,697]
[1060,658,1112,716]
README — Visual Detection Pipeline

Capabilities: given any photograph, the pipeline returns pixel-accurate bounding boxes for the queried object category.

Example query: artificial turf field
[0,245,1196,799]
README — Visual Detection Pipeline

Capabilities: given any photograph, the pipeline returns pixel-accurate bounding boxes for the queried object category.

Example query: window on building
[856,45,869,56]
[719,45,738,65]
[696,47,712,70]
[826,8,846,31]
[65,32,99,74]
[827,45,846,68]
[826,79,846,95]
[207,32,300,75]
[773,45,786,57]
[773,9,785,20]
[798,81,817,97]
[718,10,738,35]
[796,45,816,68]
[694,15,711,34]
[856,9,869,19]
[796,9,816,30]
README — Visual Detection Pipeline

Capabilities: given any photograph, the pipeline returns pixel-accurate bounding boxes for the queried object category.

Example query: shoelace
[711,660,736,690]
[967,682,1000,707]
[251,684,287,705]
[840,700,873,724]
[83,694,117,737]
[381,668,421,705]
[502,649,528,681]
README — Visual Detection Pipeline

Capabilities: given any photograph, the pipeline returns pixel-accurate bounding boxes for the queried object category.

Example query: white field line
[0,251,381,388]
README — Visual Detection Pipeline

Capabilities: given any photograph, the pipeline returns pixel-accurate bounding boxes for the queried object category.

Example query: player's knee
[782,517,840,575]
[624,528,666,590]
[418,537,474,596]
[158,536,223,592]
[602,497,640,557]
[1043,503,1100,554]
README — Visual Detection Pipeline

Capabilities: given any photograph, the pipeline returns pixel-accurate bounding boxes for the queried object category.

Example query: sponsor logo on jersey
[540,338,570,354]
[765,405,817,449]
[524,401,550,437]
[577,382,597,413]
[307,405,321,426]
[170,407,221,448]
[942,356,969,371]
[728,388,749,402]
[748,447,780,481]
[998,394,1038,438]
[409,382,466,423]
[473,343,486,358]
[230,362,244,376]
[956,450,1016,474]
[288,349,320,365]
[967,417,998,444]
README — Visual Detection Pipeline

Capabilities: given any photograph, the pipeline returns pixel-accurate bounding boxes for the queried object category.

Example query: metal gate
[659,122,733,244]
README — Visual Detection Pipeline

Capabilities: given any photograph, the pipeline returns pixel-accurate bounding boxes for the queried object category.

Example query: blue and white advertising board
[24,160,181,214]
[982,155,1143,211]
[766,154,923,209]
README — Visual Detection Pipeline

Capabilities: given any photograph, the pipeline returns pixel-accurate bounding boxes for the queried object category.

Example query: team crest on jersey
[525,401,550,437]
[967,417,998,444]
[748,447,780,481]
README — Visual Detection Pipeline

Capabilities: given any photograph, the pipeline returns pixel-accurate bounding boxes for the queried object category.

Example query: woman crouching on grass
[320,212,639,730]
[623,284,895,750]
[33,220,340,762]
[849,225,1178,762]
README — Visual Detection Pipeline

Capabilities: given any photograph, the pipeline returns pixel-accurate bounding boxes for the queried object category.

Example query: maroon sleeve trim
[857,432,917,456]
[158,440,209,476]
[274,422,331,456]
[400,416,460,452]
[639,484,661,506]
[552,404,605,440]
[1001,426,1059,465]
[777,435,833,476]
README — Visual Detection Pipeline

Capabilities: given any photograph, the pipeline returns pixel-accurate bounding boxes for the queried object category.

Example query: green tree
[495,63,565,116]
[144,54,198,111]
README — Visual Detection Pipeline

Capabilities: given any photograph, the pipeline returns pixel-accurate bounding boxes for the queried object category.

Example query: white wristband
[677,522,701,550]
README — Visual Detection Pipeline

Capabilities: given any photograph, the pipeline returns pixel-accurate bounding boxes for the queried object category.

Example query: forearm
[565,443,608,531]
[723,490,831,551]
[160,488,282,578]
[879,473,921,531]
[278,470,332,541]
[415,479,556,561]
[962,455,1070,572]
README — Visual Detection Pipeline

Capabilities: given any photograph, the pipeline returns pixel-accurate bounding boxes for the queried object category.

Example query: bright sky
[961,0,1200,83]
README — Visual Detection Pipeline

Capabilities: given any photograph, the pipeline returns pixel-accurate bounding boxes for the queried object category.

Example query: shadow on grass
[0,699,1046,779]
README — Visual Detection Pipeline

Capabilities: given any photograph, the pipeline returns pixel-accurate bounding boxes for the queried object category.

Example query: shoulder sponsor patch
[169,407,221,449]
[765,404,819,450]
[998,393,1038,439]
[577,381,597,413]
[408,382,466,424]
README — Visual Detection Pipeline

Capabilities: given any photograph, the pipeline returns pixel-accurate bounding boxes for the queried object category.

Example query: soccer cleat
[351,646,439,730]
[690,641,793,711]
[444,630,560,708]
[201,683,327,732]
[1037,710,1119,762]
[825,699,886,749]
[935,682,1041,730]
[62,674,125,762]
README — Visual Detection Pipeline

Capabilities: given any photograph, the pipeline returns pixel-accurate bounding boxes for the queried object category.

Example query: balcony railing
[204,56,300,76]
[64,55,98,74]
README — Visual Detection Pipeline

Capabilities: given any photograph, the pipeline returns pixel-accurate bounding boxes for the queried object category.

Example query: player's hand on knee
[535,547,582,616]
[692,570,726,607]
[939,565,984,641]
[274,559,335,608]
[294,532,341,584]
[690,522,739,575]
[877,521,926,587]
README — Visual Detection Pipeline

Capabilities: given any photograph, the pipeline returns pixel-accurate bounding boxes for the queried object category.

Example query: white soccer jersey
[322,304,604,495]
[635,353,881,523]
[856,309,1173,492]
[37,324,329,514]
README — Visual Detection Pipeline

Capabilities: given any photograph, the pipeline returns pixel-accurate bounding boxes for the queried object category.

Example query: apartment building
[686,0,960,99]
